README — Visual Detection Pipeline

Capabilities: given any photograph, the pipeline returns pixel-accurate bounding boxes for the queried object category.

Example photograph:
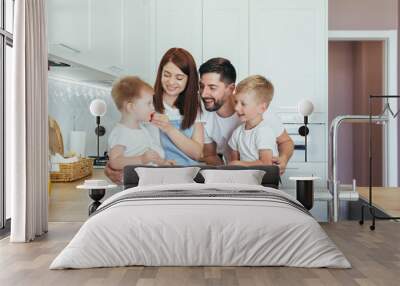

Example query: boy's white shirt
[227,119,278,161]
[108,122,164,158]
[202,109,284,159]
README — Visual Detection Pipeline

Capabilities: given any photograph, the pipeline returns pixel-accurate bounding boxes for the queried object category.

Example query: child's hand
[151,114,174,133]
[161,159,176,166]
[229,160,244,166]
[142,149,162,164]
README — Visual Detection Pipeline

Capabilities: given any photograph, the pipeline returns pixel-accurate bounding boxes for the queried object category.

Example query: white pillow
[136,167,201,186]
[200,169,266,185]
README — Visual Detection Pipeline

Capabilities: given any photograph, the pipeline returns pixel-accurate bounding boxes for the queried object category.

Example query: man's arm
[202,142,223,166]
[104,162,123,185]
[274,130,294,174]
[230,149,272,166]
[229,149,240,162]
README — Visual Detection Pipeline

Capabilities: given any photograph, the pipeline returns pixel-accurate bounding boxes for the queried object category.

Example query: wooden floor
[49,168,121,222]
[357,187,400,217]
[0,221,399,286]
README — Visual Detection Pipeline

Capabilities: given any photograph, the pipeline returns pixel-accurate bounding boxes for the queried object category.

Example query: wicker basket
[50,158,94,183]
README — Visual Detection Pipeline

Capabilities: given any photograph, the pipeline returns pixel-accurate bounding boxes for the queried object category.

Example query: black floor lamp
[89,99,107,166]
[297,99,314,162]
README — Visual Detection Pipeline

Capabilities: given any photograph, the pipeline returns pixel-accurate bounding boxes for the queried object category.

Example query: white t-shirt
[203,109,284,158]
[108,122,164,158]
[228,120,278,161]
[163,102,182,121]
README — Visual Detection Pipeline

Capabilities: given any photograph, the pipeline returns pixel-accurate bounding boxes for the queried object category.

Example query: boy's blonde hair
[111,76,153,111]
[236,75,274,104]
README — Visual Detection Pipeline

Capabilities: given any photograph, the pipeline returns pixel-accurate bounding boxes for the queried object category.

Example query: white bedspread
[50,183,351,269]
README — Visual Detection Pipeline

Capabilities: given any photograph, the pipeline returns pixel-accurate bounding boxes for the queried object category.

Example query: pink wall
[329,0,398,30]
[352,42,383,187]
[328,42,354,184]
[329,41,383,186]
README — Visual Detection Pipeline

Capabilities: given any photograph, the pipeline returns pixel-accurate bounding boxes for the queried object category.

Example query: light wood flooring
[49,168,121,222]
[357,187,400,217]
[1,221,400,286]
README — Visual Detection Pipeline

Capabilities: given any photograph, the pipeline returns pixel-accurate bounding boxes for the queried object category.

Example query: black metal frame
[359,95,400,230]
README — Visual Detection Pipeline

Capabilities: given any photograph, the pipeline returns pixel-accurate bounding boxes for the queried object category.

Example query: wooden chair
[49,116,64,156]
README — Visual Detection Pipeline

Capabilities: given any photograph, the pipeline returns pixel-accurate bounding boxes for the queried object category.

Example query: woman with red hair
[150,48,204,165]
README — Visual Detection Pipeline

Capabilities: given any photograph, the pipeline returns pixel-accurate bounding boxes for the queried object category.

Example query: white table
[77,183,117,215]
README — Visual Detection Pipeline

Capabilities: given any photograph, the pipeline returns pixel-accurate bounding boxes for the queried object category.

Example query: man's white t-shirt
[228,120,278,161]
[108,122,164,158]
[203,109,284,158]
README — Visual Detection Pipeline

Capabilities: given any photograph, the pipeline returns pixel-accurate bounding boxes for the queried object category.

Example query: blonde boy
[228,75,278,166]
[108,76,173,169]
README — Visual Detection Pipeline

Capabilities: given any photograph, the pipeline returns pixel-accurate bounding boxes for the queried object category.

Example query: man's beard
[202,97,224,112]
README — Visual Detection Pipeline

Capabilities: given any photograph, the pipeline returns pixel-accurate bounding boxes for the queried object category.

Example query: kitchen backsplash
[48,77,119,157]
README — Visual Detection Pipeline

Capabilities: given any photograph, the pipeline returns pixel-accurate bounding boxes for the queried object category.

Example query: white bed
[50,183,350,269]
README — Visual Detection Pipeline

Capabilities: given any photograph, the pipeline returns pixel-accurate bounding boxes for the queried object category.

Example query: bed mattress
[50,183,350,269]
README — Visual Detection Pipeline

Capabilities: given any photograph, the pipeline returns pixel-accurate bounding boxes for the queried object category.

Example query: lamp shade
[89,99,107,117]
[297,99,314,117]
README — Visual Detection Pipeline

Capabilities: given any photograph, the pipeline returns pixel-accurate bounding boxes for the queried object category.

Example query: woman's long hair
[154,48,201,130]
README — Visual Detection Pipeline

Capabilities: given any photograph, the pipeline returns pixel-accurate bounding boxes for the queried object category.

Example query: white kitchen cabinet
[122,0,155,84]
[89,0,123,75]
[202,0,248,81]
[48,0,327,100]
[153,0,203,80]
[47,0,91,58]
[48,0,124,76]
[249,0,327,113]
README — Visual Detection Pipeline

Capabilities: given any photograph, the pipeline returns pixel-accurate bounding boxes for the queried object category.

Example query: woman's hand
[151,113,174,134]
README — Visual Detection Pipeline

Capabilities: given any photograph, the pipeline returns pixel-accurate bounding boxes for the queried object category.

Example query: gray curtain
[9,0,48,242]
